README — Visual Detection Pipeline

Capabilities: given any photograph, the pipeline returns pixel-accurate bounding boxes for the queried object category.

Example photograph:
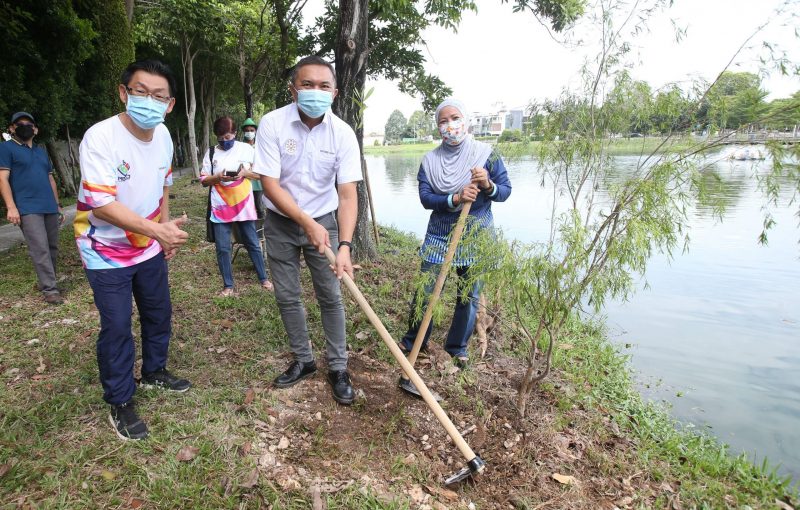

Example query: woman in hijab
[399,98,512,367]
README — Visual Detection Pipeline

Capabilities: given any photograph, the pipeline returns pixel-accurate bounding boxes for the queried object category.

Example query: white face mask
[243,131,256,140]
[438,118,467,145]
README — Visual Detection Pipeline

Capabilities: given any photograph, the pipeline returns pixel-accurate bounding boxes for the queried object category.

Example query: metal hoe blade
[398,376,443,402]
[444,456,486,486]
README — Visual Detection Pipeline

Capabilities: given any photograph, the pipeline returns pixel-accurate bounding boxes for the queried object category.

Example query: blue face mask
[295,89,333,119]
[126,94,169,130]
[218,138,235,151]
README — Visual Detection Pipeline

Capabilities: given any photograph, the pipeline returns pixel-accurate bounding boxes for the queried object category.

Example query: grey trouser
[20,213,60,295]
[264,210,348,371]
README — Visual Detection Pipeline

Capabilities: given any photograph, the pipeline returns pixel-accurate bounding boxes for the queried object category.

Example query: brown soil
[246,343,673,509]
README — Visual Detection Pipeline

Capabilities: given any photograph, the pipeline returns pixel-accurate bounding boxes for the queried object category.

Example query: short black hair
[289,56,337,87]
[120,59,178,98]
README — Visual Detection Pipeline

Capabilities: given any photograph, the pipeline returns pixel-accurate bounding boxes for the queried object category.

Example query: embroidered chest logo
[284,139,298,155]
[116,160,131,182]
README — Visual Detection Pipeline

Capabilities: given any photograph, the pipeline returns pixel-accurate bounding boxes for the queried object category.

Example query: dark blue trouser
[85,253,172,405]
[401,261,482,358]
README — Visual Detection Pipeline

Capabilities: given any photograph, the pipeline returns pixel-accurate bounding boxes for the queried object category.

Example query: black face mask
[15,124,35,141]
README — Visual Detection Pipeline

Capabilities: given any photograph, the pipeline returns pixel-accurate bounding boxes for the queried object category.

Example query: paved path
[0,167,195,253]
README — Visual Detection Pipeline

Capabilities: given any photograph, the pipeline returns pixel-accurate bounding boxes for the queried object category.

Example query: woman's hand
[471,167,491,190]
[455,183,479,204]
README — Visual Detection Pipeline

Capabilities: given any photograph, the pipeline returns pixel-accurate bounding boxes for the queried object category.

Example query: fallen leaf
[277,436,290,449]
[243,388,255,406]
[0,464,10,478]
[240,468,259,489]
[775,500,795,510]
[560,343,574,350]
[129,498,144,509]
[425,485,459,501]
[238,442,252,457]
[212,319,233,329]
[311,485,325,510]
[176,446,199,462]
[355,331,369,341]
[26,339,40,346]
[100,470,116,481]
[552,473,578,485]
[36,357,46,373]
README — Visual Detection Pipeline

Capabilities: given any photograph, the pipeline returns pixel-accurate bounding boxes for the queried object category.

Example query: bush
[499,129,523,142]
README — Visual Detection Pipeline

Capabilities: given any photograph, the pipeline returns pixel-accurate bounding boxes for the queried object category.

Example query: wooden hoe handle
[324,247,479,464]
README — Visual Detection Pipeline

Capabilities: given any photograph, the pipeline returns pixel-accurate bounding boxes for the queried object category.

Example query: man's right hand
[6,207,20,226]
[304,219,330,253]
[153,215,189,253]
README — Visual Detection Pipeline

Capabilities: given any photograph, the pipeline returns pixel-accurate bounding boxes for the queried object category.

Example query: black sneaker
[274,360,317,388]
[328,370,355,405]
[108,401,149,441]
[141,368,192,392]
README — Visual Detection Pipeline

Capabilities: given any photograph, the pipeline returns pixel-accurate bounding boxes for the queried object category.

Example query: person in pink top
[200,116,272,296]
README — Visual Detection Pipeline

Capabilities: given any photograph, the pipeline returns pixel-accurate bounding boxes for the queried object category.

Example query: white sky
[303,0,800,134]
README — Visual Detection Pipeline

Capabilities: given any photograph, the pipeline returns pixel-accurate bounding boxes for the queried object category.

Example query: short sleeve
[336,125,362,184]
[163,135,174,186]
[0,143,10,170]
[253,116,281,178]
[78,128,118,209]
[200,148,212,178]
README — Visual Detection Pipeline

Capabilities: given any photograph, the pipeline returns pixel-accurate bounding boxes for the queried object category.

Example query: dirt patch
[242,344,663,509]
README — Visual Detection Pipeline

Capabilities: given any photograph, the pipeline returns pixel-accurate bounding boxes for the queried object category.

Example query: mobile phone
[224,170,238,177]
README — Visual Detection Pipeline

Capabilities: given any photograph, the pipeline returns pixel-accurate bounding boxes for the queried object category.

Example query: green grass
[364,136,699,158]
[0,175,796,509]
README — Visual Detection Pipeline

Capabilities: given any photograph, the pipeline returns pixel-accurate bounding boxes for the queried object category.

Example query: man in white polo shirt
[254,55,361,405]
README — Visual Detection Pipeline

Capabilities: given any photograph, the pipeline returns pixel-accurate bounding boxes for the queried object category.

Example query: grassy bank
[364,136,700,158]
[0,175,796,509]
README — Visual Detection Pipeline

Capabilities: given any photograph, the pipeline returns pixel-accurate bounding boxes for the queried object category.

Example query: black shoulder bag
[205,145,216,243]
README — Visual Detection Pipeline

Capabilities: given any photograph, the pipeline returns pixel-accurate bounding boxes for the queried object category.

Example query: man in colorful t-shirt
[76,59,191,441]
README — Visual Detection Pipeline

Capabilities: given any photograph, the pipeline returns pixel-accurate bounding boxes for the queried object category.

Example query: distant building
[364,133,385,146]
[470,103,525,136]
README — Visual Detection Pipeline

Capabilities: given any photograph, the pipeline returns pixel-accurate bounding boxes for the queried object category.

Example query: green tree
[764,91,800,130]
[384,110,408,144]
[462,0,736,416]
[407,110,432,139]
[603,73,653,135]
[705,71,767,129]
[135,0,228,177]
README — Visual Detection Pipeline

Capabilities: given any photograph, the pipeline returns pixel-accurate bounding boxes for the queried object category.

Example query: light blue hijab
[422,98,492,194]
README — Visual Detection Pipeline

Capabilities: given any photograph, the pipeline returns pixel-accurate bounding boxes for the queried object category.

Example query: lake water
[365,151,800,481]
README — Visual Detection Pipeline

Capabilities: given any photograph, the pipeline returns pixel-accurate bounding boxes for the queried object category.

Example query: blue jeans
[85,252,172,405]
[401,261,482,358]
[212,220,268,289]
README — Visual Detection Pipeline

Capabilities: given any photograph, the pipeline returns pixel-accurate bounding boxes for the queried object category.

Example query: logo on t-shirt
[116,161,131,182]
[284,139,298,155]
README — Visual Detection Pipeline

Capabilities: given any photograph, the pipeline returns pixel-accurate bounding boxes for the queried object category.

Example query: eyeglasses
[126,86,172,104]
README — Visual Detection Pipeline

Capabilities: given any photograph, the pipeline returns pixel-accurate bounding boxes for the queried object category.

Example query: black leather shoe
[273,360,317,388]
[328,370,355,405]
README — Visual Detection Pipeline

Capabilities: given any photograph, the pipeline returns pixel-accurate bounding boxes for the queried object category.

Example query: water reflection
[366,152,800,482]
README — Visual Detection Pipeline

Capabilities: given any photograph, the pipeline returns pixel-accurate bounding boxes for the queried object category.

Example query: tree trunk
[333,0,377,262]
[124,0,134,24]
[45,141,77,197]
[181,37,200,178]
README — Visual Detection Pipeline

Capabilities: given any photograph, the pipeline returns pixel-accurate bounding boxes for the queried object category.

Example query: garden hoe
[324,247,486,485]
[399,201,472,400]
